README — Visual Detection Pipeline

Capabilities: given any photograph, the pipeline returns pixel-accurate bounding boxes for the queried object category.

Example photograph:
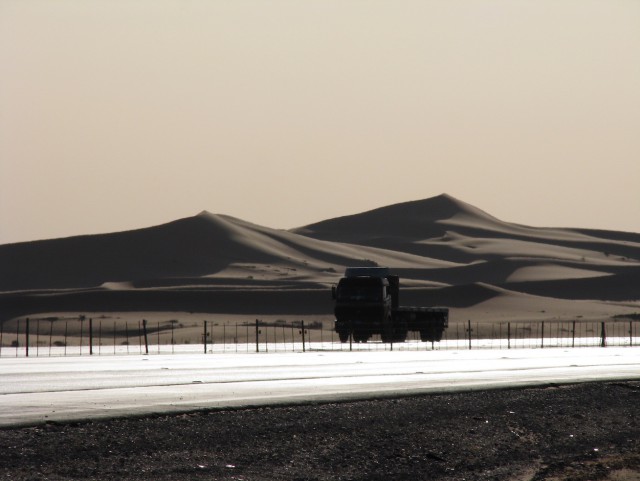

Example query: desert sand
[1,194,639,340]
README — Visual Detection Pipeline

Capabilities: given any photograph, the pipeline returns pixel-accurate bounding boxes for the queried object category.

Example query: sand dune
[1,194,639,323]
[0,211,454,291]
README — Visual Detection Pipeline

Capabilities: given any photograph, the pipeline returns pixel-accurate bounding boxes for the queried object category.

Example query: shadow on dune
[497,266,640,301]
[293,194,500,243]
[0,215,281,291]
[0,287,334,322]
[398,283,502,308]
[395,260,527,285]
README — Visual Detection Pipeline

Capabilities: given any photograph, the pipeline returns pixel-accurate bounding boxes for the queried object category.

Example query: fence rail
[1,318,639,357]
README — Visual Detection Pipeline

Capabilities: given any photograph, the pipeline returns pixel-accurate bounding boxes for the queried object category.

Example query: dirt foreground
[1,381,639,481]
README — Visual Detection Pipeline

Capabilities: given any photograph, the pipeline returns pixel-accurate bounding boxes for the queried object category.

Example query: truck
[332,267,449,343]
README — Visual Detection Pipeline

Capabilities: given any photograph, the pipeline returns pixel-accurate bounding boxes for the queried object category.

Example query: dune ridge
[1,194,639,322]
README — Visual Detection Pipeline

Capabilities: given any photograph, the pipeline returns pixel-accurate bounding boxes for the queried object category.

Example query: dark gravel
[1,381,639,480]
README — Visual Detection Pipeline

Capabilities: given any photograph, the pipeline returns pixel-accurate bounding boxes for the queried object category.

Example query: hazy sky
[1,0,639,244]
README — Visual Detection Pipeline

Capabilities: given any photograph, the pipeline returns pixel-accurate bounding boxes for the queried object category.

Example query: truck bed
[393,306,449,342]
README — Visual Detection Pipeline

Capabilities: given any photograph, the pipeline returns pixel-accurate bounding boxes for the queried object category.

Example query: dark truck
[332,267,448,343]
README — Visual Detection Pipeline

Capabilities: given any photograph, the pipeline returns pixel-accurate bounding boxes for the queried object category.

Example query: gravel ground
[1,381,639,481]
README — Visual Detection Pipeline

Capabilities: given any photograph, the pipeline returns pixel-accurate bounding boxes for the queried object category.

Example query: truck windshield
[337,286,382,302]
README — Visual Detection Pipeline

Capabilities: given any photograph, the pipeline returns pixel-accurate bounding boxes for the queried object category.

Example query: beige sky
[1,0,639,244]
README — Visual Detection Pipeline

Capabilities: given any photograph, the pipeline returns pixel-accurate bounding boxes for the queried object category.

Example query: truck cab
[332,268,396,343]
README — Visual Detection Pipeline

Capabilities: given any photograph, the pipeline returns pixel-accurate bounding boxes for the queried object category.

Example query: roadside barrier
[1,317,639,357]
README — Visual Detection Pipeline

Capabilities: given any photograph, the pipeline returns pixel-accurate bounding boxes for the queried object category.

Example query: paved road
[1,347,639,427]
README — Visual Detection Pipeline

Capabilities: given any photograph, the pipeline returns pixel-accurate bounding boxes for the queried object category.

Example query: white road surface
[1,347,640,427]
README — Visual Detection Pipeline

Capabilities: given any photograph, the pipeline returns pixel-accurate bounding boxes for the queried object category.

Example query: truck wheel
[381,327,393,343]
[420,327,434,342]
[353,330,369,343]
[381,316,394,343]
[393,330,408,343]
[393,320,408,343]
[421,321,445,342]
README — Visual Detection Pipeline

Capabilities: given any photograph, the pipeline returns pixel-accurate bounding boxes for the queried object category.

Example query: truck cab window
[337,286,382,302]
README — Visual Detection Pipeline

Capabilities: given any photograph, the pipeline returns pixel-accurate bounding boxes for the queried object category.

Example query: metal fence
[1,317,639,357]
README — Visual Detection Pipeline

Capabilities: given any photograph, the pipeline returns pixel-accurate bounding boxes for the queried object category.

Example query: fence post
[171,321,175,354]
[630,321,633,347]
[572,321,576,348]
[265,324,269,353]
[79,318,84,356]
[204,321,207,354]
[48,320,53,357]
[89,318,93,355]
[467,320,472,350]
[601,321,606,348]
[541,321,545,349]
[36,320,40,357]
[255,319,260,353]
[25,318,30,357]
[507,322,511,349]
[301,320,306,353]
[142,319,149,355]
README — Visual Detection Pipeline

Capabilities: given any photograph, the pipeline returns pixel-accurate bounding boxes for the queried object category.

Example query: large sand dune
[1,194,639,323]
